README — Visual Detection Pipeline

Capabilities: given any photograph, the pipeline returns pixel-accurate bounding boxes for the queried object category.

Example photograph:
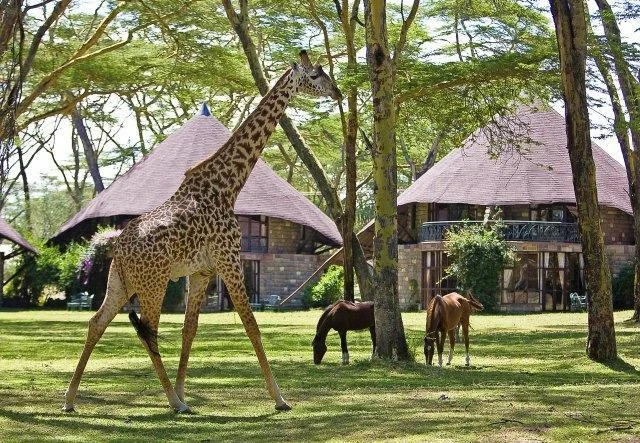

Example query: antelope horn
[299,50,312,67]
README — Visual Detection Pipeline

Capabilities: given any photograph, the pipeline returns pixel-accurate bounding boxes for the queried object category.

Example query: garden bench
[250,294,281,311]
[569,292,587,311]
[250,295,305,311]
[67,292,94,310]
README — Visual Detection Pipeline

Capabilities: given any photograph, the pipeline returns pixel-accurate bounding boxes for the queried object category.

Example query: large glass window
[422,251,457,309]
[502,251,584,310]
[204,260,261,309]
[239,215,268,252]
[502,253,539,305]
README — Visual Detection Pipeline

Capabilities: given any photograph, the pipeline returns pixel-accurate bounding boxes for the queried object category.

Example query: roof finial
[199,103,211,117]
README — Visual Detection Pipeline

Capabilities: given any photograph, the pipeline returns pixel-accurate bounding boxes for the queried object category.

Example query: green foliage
[5,238,86,305]
[444,222,515,311]
[305,265,344,308]
[164,277,186,312]
[58,242,86,291]
[406,279,421,312]
[612,262,634,310]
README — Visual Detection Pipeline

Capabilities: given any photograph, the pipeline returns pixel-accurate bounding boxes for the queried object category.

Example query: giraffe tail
[128,310,160,355]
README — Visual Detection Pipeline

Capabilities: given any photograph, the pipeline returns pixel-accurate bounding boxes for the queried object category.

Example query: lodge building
[51,106,342,311]
[393,106,634,312]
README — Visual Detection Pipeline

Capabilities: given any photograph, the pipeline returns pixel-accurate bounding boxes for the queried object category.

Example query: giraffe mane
[185,68,295,177]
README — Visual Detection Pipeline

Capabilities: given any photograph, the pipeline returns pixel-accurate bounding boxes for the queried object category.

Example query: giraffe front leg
[134,295,190,413]
[175,273,209,403]
[218,255,290,411]
[64,263,129,412]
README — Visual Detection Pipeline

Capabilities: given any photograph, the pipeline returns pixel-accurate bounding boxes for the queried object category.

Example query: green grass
[1,309,639,442]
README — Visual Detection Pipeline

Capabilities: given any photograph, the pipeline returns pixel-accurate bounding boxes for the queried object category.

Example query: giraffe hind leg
[63,263,130,412]
[176,273,210,403]
[135,294,190,413]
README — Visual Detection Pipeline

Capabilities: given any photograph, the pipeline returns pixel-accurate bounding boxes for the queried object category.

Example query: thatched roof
[51,107,342,246]
[398,107,632,214]
[0,219,36,253]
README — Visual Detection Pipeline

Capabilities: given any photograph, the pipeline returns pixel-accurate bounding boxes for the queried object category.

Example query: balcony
[419,220,581,243]
[241,236,268,253]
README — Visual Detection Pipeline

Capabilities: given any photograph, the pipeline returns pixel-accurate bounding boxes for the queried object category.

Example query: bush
[5,238,83,306]
[306,265,344,308]
[612,262,634,310]
[444,222,515,312]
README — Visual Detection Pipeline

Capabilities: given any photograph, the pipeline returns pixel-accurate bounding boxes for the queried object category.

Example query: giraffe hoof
[175,403,192,414]
[62,404,76,413]
[275,401,291,411]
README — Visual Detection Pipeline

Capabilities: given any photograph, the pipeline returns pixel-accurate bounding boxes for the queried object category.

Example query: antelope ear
[299,50,312,68]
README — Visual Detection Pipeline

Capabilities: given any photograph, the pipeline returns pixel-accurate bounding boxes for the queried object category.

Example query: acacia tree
[221,0,375,302]
[363,0,411,360]
[549,0,616,360]
[588,0,640,321]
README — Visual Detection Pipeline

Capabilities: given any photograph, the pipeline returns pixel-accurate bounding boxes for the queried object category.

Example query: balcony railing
[419,220,581,243]
[241,236,268,253]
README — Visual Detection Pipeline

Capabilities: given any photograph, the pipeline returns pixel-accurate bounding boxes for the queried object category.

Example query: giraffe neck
[186,68,298,201]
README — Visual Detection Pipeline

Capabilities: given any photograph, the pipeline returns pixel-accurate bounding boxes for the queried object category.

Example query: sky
[23,1,639,187]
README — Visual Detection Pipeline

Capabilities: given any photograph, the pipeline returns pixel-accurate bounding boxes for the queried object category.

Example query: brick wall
[416,203,429,226]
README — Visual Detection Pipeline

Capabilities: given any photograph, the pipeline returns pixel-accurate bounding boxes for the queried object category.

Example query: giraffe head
[292,50,342,101]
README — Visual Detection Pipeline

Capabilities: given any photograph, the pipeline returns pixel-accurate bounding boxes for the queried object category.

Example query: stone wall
[257,253,324,302]
[600,208,634,246]
[268,217,300,253]
[605,244,635,276]
[398,244,423,309]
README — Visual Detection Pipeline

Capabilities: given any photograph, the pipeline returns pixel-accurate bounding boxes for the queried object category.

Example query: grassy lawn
[0,309,639,442]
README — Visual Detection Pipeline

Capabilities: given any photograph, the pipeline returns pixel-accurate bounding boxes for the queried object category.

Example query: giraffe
[63,50,342,414]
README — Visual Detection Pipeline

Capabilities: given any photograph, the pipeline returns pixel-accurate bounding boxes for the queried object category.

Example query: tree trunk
[592,0,640,320]
[222,0,374,301]
[72,107,104,193]
[338,0,360,302]
[16,145,31,230]
[549,0,616,360]
[364,0,409,360]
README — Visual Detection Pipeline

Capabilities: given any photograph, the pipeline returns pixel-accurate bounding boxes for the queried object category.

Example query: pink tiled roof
[398,107,632,214]
[0,218,36,253]
[53,113,342,245]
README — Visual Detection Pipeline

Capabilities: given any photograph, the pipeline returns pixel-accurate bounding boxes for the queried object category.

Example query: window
[205,261,261,308]
[502,253,539,305]
[239,215,268,252]
[422,251,457,309]
[243,260,260,304]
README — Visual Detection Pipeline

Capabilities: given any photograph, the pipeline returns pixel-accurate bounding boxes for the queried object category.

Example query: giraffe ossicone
[63,50,342,413]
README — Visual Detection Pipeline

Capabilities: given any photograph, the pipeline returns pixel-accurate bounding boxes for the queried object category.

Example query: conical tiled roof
[398,107,632,214]
[52,111,342,245]
[0,218,36,253]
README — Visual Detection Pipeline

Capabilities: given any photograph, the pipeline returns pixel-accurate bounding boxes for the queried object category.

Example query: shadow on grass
[600,357,640,375]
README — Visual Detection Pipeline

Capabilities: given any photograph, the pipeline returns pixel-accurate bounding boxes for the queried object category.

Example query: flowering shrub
[78,228,121,285]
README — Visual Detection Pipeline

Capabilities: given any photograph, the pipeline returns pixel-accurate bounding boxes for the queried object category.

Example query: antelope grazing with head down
[424,292,483,367]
